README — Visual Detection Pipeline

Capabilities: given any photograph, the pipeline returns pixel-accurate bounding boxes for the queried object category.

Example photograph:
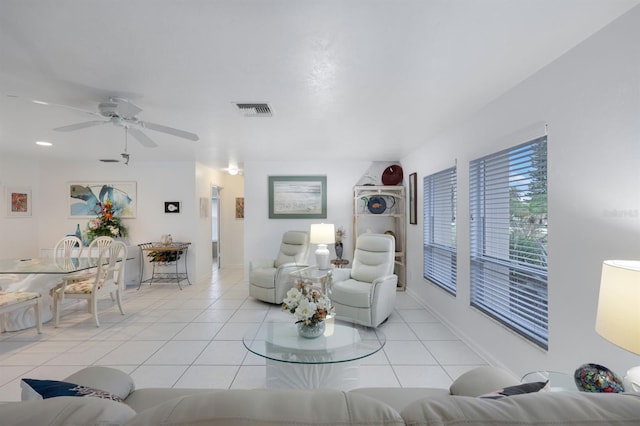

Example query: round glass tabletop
[243,319,385,365]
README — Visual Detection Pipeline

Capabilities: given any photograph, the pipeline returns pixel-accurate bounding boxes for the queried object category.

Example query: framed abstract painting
[68,182,136,218]
[5,186,32,217]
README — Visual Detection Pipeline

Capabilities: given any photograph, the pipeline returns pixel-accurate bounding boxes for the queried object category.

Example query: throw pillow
[21,378,125,402]
[449,366,522,396]
[479,380,549,399]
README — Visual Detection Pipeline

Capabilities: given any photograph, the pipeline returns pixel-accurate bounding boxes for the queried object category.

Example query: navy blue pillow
[479,380,549,399]
[21,378,125,402]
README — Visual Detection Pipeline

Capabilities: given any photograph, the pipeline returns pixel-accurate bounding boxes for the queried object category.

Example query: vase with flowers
[86,199,128,242]
[282,280,334,338]
[335,226,347,260]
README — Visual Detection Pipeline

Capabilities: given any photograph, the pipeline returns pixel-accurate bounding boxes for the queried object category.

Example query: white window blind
[423,167,457,294]
[469,136,548,348]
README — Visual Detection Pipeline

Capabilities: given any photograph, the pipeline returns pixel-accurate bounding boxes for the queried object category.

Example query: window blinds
[469,136,548,348]
[423,167,457,294]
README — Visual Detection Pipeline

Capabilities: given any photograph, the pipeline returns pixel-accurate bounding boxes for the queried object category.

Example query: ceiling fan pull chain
[121,127,130,165]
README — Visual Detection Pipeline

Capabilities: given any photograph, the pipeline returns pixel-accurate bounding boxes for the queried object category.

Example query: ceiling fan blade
[110,97,142,118]
[30,98,103,118]
[128,127,158,148]
[54,120,108,132]
[141,121,199,141]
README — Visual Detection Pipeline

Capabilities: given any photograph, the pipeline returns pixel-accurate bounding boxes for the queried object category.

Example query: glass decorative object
[297,321,325,338]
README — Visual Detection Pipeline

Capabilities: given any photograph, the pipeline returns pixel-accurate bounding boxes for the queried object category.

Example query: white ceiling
[1,0,638,171]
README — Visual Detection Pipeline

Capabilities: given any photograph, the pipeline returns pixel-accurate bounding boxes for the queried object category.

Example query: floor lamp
[595,260,640,391]
[310,223,335,270]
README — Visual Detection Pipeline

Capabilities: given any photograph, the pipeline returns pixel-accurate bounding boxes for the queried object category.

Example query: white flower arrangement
[282,281,334,326]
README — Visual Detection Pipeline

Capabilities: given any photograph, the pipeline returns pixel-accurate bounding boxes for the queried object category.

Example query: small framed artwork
[199,197,209,218]
[6,187,32,217]
[235,197,245,219]
[268,175,327,219]
[164,201,180,214]
[409,172,417,225]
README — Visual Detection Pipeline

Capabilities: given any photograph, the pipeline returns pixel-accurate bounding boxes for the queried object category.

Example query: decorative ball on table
[573,363,624,393]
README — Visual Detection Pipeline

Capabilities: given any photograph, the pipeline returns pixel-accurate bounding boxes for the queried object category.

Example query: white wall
[0,155,40,258]
[195,161,224,281]
[243,160,372,276]
[401,7,640,377]
[218,173,245,268]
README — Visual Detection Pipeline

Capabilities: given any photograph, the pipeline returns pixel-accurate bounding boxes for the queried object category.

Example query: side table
[331,259,349,268]
[138,242,191,290]
[290,266,331,296]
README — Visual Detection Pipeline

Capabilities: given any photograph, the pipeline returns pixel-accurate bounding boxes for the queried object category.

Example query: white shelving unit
[353,185,406,290]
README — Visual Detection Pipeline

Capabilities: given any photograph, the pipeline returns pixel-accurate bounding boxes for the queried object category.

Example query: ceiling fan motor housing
[98,102,120,118]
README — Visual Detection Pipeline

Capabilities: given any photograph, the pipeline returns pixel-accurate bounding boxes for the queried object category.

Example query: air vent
[234,103,272,117]
[99,159,120,163]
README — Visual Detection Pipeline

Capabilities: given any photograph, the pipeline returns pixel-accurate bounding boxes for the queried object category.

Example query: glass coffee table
[243,319,385,389]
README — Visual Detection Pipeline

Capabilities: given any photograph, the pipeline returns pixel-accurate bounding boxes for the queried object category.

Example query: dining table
[0,256,107,275]
[0,256,130,331]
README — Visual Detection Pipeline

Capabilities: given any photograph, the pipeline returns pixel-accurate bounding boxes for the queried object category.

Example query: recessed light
[36,141,52,146]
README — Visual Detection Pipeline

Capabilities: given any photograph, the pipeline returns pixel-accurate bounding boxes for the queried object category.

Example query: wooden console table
[138,242,191,290]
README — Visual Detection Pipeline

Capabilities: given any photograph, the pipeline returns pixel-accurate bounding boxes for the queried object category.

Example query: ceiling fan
[49,96,199,147]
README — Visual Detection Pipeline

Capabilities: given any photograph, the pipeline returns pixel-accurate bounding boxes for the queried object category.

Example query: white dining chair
[53,236,83,259]
[54,241,127,327]
[87,236,114,258]
[51,236,84,321]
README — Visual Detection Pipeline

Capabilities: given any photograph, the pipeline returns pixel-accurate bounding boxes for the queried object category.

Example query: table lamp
[595,260,640,391]
[310,223,335,270]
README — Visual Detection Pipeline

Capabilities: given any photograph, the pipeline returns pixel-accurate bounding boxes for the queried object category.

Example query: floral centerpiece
[86,199,128,241]
[282,280,334,338]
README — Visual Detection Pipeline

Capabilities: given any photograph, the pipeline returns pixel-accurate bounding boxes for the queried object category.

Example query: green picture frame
[268,175,327,219]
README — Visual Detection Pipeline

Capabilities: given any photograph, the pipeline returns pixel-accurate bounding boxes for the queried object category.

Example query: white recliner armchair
[330,233,397,327]
[249,231,310,304]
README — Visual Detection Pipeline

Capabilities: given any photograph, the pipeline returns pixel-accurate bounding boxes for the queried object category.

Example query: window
[423,167,457,294]
[469,136,548,348]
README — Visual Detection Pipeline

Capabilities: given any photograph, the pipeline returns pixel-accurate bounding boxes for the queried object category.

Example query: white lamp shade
[310,223,334,270]
[595,260,640,355]
[310,224,335,244]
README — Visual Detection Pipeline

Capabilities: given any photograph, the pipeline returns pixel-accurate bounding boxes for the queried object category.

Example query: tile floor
[0,267,487,402]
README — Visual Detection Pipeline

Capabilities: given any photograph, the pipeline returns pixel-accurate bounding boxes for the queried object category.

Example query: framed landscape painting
[268,175,327,219]
[69,182,137,218]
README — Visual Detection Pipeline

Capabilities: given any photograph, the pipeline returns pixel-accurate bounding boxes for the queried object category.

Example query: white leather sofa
[2,365,640,425]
